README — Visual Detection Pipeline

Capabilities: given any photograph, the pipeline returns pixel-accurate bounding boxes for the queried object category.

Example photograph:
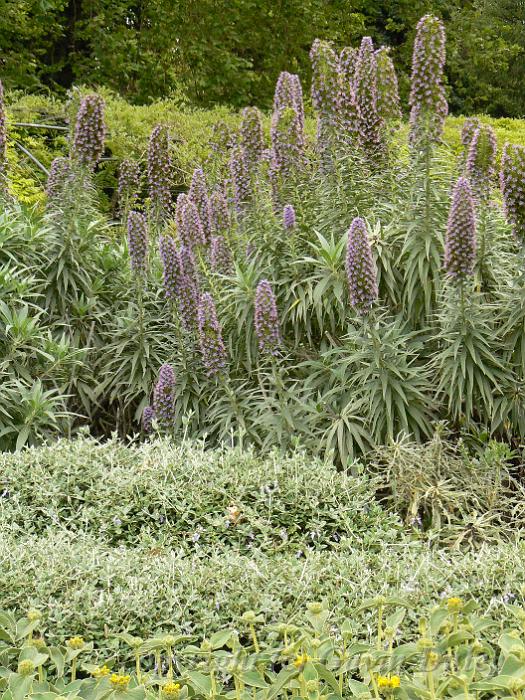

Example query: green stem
[71,658,77,682]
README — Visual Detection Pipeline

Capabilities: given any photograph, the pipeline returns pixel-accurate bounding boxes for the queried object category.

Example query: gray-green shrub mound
[0,437,399,552]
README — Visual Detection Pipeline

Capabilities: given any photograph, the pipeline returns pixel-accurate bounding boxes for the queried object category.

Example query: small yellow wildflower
[162,682,181,700]
[92,665,111,679]
[110,673,130,691]
[447,597,463,613]
[67,636,85,650]
[377,675,400,693]
[27,609,42,622]
[18,660,36,676]
[293,653,310,669]
[31,637,46,651]
[227,505,242,524]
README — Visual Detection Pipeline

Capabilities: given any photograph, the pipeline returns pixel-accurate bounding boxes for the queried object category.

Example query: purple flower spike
[127,210,148,277]
[354,37,385,159]
[46,157,73,202]
[176,193,205,247]
[461,117,482,150]
[72,94,106,170]
[177,245,200,330]
[283,204,296,230]
[0,81,6,177]
[159,235,180,301]
[345,217,378,315]
[338,67,359,146]
[466,125,497,201]
[273,72,305,132]
[188,167,212,241]
[444,177,477,280]
[375,47,401,123]
[229,145,253,216]
[147,125,172,217]
[254,279,281,356]
[310,39,340,153]
[408,14,448,146]
[209,189,231,233]
[501,143,525,245]
[271,106,304,176]
[152,364,176,428]
[240,107,265,168]
[198,292,228,376]
[210,235,232,274]
[118,159,141,215]
[142,406,155,433]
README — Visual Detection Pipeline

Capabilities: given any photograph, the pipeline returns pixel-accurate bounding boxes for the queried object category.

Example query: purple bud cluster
[147,125,172,216]
[197,292,228,376]
[466,125,497,201]
[72,94,106,169]
[444,177,477,280]
[283,204,296,230]
[229,145,253,215]
[338,69,359,146]
[375,47,401,123]
[354,37,385,158]
[273,72,305,133]
[142,405,155,433]
[159,235,180,300]
[254,279,281,355]
[408,14,448,146]
[152,363,176,427]
[261,148,282,212]
[46,157,73,202]
[176,193,205,247]
[310,39,340,153]
[177,245,201,329]
[209,189,231,233]
[461,117,481,150]
[271,106,304,176]
[0,80,6,175]
[127,210,148,277]
[345,217,378,315]
[339,47,358,87]
[210,235,232,274]
[117,159,141,215]
[240,107,265,168]
[500,143,525,244]
[188,167,212,241]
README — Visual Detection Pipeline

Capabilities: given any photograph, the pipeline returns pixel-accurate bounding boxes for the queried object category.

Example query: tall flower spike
[273,72,305,132]
[188,167,212,241]
[177,245,200,330]
[46,157,73,203]
[209,189,231,233]
[142,406,155,433]
[147,125,172,218]
[461,117,481,150]
[254,279,281,355]
[339,47,358,88]
[310,39,340,154]
[501,143,525,245]
[176,193,205,247]
[118,159,141,215]
[197,292,228,376]
[408,14,447,146]
[338,68,359,146]
[354,37,385,159]
[283,204,296,230]
[159,234,180,301]
[444,177,477,280]
[210,235,232,274]
[229,145,253,216]
[345,217,378,315]
[127,211,148,277]
[240,107,265,169]
[152,364,176,428]
[0,80,6,180]
[271,106,304,176]
[375,47,401,123]
[72,94,106,170]
[466,125,497,201]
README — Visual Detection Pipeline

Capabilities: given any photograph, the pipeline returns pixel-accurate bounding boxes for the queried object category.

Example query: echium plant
[375,47,401,124]
[345,217,378,315]
[210,235,232,274]
[254,280,281,355]
[271,105,304,177]
[444,177,477,282]
[46,157,73,204]
[339,47,358,87]
[0,80,6,182]
[354,37,385,161]
[461,117,482,153]
[209,188,231,233]
[188,167,212,242]
[177,192,205,247]
[71,94,106,170]
[177,245,200,330]
[240,107,265,169]
[117,159,142,216]
[126,211,148,278]
[338,61,359,146]
[152,363,176,429]
[273,72,305,133]
[229,145,252,216]
[310,39,340,154]
[142,405,155,433]
[197,292,227,376]
[159,235,180,301]
[500,143,525,246]
[147,125,172,220]
[466,125,497,201]
[408,14,447,147]
[283,204,296,230]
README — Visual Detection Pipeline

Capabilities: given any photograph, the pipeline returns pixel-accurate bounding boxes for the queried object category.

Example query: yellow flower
[377,675,400,693]
[110,673,130,690]
[67,636,85,650]
[18,660,36,676]
[162,682,181,700]
[92,665,111,679]
[227,505,242,524]
[27,609,42,622]
[447,597,463,613]
[293,653,310,669]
